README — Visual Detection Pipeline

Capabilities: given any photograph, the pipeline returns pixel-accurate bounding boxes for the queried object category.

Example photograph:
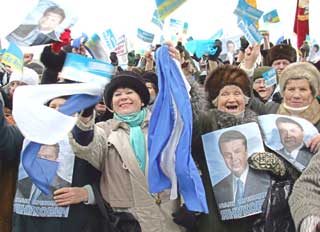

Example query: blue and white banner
[151,10,164,30]
[102,29,117,51]
[148,45,208,213]
[85,33,110,62]
[233,0,263,23]
[237,16,263,44]
[60,53,115,87]
[262,68,277,87]
[137,28,155,43]
[155,0,186,20]
[1,42,24,73]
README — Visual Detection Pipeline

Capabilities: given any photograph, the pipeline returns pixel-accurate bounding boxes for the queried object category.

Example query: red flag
[294,0,309,48]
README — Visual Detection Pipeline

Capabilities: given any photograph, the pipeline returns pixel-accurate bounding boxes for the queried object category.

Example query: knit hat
[104,71,150,109]
[279,62,320,97]
[253,66,278,82]
[9,67,39,85]
[266,44,297,66]
[204,64,251,103]
[142,71,158,93]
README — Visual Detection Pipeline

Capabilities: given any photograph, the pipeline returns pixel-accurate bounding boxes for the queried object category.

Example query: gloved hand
[208,39,222,61]
[172,204,200,230]
[240,36,249,52]
[72,33,88,50]
[81,105,95,117]
[51,29,72,54]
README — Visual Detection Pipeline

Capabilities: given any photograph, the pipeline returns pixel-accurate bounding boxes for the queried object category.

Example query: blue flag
[148,45,208,213]
[22,94,101,195]
[151,10,164,29]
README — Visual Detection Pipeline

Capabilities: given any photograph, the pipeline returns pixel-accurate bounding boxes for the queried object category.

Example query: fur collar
[214,108,258,129]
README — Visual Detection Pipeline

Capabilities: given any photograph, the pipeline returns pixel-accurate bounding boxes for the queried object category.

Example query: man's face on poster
[37,144,59,161]
[220,139,248,177]
[277,122,304,152]
[38,12,64,32]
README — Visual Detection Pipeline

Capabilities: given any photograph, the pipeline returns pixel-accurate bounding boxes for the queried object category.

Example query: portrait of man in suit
[16,143,71,204]
[276,117,313,167]
[213,130,270,207]
[6,5,65,46]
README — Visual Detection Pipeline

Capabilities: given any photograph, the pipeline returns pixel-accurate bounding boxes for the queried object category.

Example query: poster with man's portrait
[258,114,318,172]
[14,137,75,217]
[6,0,77,46]
[202,122,270,220]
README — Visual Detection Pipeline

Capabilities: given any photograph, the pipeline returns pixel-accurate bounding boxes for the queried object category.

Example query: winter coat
[289,149,320,231]
[0,100,23,232]
[187,78,278,232]
[69,111,184,232]
[12,157,102,232]
[0,100,103,232]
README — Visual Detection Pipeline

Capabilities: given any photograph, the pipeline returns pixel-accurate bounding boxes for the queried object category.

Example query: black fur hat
[104,71,150,109]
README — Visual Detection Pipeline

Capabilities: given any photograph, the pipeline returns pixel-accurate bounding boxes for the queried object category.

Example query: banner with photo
[258,114,318,172]
[202,122,270,220]
[6,0,77,46]
[14,137,75,217]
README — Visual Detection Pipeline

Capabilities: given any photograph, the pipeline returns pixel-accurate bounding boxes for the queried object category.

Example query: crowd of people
[1,26,320,232]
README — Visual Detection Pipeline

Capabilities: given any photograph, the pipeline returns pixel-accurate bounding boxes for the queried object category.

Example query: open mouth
[226,105,239,111]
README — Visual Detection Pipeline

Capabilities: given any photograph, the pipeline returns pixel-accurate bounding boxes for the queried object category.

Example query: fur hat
[9,67,39,85]
[104,71,150,109]
[279,62,320,97]
[266,44,297,66]
[204,64,251,103]
[252,66,278,82]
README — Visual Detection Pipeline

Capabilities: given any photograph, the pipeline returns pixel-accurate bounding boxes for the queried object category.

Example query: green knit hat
[252,66,276,82]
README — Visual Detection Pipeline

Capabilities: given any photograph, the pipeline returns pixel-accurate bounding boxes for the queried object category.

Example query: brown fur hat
[204,64,251,103]
[266,44,297,66]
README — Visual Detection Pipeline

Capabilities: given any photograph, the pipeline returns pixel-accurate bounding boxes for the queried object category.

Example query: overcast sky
[1,0,318,56]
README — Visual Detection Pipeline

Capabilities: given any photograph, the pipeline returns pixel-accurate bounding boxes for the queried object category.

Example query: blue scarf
[114,108,147,173]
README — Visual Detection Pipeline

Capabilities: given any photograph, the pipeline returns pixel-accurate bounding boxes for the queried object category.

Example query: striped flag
[148,45,208,213]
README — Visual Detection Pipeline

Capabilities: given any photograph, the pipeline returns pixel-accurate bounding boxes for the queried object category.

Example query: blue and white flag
[13,54,114,194]
[234,0,263,23]
[237,16,263,44]
[102,29,117,51]
[151,10,164,30]
[85,33,110,62]
[262,68,277,87]
[1,42,23,73]
[61,53,115,87]
[148,45,208,213]
[137,28,155,43]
